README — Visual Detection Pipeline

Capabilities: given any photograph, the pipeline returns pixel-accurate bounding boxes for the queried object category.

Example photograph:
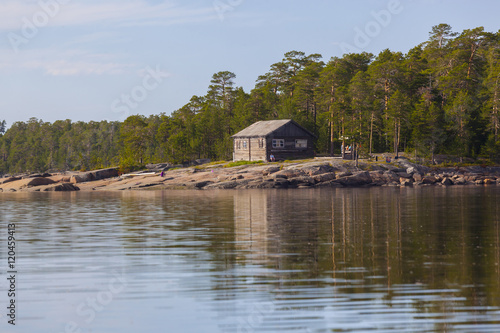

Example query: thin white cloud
[65,31,119,45]
[0,0,217,31]
[25,59,132,76]
[0,1,221,76]
[0,48,136,76]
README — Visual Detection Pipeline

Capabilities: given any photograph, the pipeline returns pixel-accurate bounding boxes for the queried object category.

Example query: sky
[0,0,499,129]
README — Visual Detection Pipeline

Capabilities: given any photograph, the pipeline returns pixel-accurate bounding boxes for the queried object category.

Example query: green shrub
[118,164,144,175]
[223,160,264,168]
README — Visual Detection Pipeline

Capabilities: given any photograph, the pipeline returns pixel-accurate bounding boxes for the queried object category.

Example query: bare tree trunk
[394,118,398,154]
[313,102,317,133]
[393,118,401,158]
[329,118,334,156]
[384,80,390,112]
[467,43,478,79]
[494,76,499,141]
[329,85,335,156]
[369,111,374,155]
[341,118,345,159]
[396,119,401,158]
[355,144,358,167]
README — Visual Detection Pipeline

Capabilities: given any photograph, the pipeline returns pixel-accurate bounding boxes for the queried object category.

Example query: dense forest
[1,24,500,174]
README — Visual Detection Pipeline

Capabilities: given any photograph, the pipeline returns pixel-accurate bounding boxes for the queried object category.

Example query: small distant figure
[270,154,275,162]
[160,171,164,177]
[386,156,391,163]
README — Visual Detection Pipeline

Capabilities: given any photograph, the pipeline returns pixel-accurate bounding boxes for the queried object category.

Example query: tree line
[1,24,500,174]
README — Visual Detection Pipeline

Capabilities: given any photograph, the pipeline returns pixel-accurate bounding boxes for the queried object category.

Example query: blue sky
[0,0,499,128]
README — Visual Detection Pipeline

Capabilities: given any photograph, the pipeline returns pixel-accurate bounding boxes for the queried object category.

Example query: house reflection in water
[231,187,500,312]
[232,190,325,276]
[233,191,270,265]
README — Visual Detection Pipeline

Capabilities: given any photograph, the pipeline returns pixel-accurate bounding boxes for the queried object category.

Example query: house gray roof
[232,119,316,138]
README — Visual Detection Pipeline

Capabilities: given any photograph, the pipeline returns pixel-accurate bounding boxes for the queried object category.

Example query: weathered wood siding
[266,136,314,161]
[265,121,315,160]
[249,137,267,161]
[233,138,248,161]
[233,137,267,161]
[232,120,316,162]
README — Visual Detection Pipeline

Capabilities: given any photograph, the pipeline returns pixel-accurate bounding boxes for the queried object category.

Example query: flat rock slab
[3,157,500,192]
[0,177,22,184]
[44,183,80,191]
[71,167,119,183]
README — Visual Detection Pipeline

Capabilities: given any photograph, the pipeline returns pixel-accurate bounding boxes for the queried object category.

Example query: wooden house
[232,119,316,162]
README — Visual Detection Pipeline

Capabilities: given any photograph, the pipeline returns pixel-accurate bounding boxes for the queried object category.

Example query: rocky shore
[1,158,500,192]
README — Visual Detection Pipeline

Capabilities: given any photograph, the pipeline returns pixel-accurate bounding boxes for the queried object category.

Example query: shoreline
[1,158,500,192]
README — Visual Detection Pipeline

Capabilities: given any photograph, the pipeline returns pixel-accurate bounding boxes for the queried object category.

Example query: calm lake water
[1,187,500,332]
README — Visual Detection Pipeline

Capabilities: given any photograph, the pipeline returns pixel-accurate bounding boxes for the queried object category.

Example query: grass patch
[194,160,228,169]
[280,158,315,164]
[223,160,264,168]
[205,160,227,166]
[438,160,496,168]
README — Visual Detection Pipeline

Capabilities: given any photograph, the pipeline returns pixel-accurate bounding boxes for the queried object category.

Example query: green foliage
[118,164,144,175]
[2,25,500,174]
[223,160,264,168]
[0,118,121,174]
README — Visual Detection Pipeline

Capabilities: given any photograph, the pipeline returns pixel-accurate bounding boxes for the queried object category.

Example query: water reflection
[0,188,500,332]
[228,188,500,332]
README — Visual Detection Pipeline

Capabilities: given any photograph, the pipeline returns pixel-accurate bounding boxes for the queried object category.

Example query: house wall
[233,122,316,161]
[267,135,315,161]
[233,137,267,162]
[249,137,267,161]
[233,138,247,161]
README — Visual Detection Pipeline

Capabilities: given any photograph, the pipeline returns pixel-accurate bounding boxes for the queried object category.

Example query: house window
[295,139,307,148]
[242,141,248,149]
[258,139,264,148]
[272,139,284,148]
[236,140,241,149]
